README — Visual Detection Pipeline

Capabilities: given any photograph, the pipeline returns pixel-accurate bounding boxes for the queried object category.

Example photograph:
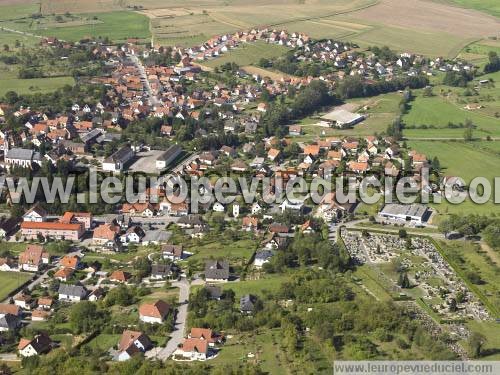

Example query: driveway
[145,277,190,360]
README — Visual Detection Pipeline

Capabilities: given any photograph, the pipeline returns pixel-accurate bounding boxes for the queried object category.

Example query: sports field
[0,271,33,301]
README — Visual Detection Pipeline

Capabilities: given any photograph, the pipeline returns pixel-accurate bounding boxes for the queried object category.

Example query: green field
[0,271,33,300]
[0,9,150,43]
[222,274,290,299]
[446,0,500,17]
[202,41,290,68]
[403,95,500,138]
[438,240,500,316]
[408,140,500,215]
[0,75,74,97]
[187,238,257,263]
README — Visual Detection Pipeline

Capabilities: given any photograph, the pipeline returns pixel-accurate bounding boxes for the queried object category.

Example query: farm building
[320,109,365,128]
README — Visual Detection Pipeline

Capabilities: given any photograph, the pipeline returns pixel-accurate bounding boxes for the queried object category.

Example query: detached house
[18,333,52,357]
[205,260,229,282]
[22,205,48,223]
[58,283,87,302]
[19,245,49,272]
[139,300,170,324]
[161,244,183,261]
[117,330,153,362]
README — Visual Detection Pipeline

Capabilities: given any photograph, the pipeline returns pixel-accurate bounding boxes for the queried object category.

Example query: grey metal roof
[58,283,87,297]
[380,204,428,219]
[5,148,34,160]
[205,260,229,280]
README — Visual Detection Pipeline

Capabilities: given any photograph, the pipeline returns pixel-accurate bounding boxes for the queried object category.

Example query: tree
[483,223,500,248]
[3,44,9,52]
[398,272,410,288]
[484,51,500,74]
[449,298,457,312]
[69,301,108,334]
[463,126,474,141]
[468,332,486,358]
[398,229,407,238]
[423,86,433,97]
[431,156,441,173]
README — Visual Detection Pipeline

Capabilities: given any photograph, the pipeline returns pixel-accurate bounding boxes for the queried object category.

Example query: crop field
[201,41,290,68]
[0,5,151,43]
[0,271,33,301]
[443,0,500,18]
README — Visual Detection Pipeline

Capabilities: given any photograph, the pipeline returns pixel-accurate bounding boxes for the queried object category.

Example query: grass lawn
[0,242,28,255]
[222,274,289,299]
[203,41,290,68]
[403,95,500,138]
[408,140,500,215]
[0,271,33,300]
[437,240,500,317]
[210,328,288,374]
[0,75,74,97]
[137,287,179,304]
[465,321,500,360]
[187,238,258,263]
[84,333,119,351]
[352,265,394,301]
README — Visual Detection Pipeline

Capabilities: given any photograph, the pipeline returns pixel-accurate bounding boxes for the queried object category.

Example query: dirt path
[480,242,500,266]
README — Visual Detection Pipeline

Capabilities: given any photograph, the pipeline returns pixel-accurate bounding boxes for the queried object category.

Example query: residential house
[117,330,153,362]
[18,333,52,357]
[54,267,74,282]
[109,270,131,283]
[162,244,183,261]
[0,313,20,332]
[93,223,120,246]
[139,300,170,324]
[205,260,229,282]
[240,294,257,314]
[37,297,53,310]
[22,205,48,223]
[58,284,87,302]
[19,245,49,272]
[0,257,18,272]
[88,287,105,302]
[254,249,274,268]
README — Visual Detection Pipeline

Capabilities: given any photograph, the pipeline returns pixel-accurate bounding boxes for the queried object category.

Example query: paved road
[145,277,190,360]
[127,54,161,107]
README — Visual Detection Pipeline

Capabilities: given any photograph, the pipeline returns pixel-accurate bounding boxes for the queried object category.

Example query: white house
[212,202,225,212]
[57,284,87,302]
[18,334,52,357]
[138,300,170,324]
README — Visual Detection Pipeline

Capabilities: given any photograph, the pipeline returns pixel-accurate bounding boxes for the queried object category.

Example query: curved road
[146,277,190,360]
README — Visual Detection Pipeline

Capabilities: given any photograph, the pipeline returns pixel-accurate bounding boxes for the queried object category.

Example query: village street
[145,277,191,360]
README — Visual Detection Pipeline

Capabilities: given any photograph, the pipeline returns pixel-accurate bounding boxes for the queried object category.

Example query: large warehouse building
[378,204,430,224]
